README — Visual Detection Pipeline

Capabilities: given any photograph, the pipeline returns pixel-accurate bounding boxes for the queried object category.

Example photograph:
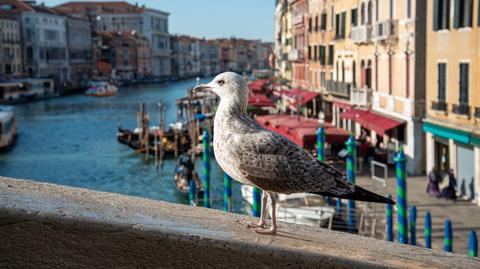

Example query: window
[361,3,365,24]
[321,11,327,30]
[335,12,347,39]
[478,0,480,26]
[308,46,312,60]
[319,45,326,65]
[433,0,451,30]
[390,0,395,19]
[376,0,379,21]
[407,0,412,18]
[459,63,469,104]
[367,1,373,24]
[330,5,334,30]
[454,0,473,28]
[315,15,318,32]
[328,45,334,65]
[351,8,358,26]
[437,63,446,102]
[308,17,312,32]
[314,45,318,61]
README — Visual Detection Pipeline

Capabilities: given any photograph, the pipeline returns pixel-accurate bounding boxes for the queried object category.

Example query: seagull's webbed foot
[254,225,277,235]
[247,220,267,229]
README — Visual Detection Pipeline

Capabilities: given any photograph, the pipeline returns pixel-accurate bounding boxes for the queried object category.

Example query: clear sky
[44,0,275,42]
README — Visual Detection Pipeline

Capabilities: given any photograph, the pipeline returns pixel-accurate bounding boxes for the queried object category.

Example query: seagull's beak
[192,83,212,94]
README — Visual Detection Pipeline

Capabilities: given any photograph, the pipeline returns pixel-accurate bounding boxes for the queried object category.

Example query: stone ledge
[0,176,478,269]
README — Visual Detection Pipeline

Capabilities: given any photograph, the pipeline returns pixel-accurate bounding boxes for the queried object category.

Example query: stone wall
[0,177,478,268]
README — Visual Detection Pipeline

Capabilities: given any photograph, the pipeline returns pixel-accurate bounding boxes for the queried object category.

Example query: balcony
[292,14,303,25]
[372,20,398,42]
[288,49,304,61]
[350,25,372,44]
[475,107,480,118]
[431,100,447,112]
[325,80,351,98]
[452,103,470,116]
[350,87,371,107]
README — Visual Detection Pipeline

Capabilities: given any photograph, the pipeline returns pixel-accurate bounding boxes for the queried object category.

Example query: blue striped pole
[395,147,408,244]
[317,126,325,162]
[223,173,233,212]
[202,130,211,208]
[189,179,196,206]
[409,205,417,245]
[425,211,432,249]
[469,230,478,257]
[252,187,262,217]
[386,194,393,241]
[317,126,333,205]
[444,219,453,252]
[346,135,356,233]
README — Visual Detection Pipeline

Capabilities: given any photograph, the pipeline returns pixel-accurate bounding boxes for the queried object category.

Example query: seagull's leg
[247,190,267,228]
[255,192,277,235]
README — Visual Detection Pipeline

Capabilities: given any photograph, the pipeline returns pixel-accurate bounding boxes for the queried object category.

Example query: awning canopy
[285,88,320,106]
[340,109,404,136]
[248,79,268,93]
[248,90,274,107]
[256,115,349,148]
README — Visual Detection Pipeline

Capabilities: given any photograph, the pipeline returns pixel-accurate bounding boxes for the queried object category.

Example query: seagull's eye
[217,80,225,86]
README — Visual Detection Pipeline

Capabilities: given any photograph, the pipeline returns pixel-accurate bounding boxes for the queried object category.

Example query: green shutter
[433,0,440,30]
[454,0,460,28]
[478,0,480,26]
[342,12,346,38]
[465,0,473,27]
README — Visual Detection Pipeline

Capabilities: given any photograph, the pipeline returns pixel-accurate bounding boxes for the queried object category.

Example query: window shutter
[454,0,460,28]
[465,0,472,27]
[459,63,469,104]
[433,0,439,30]
[478,0,480,26]
[342,12,346,37]
[444,0,450,29]
[437,63,446,101]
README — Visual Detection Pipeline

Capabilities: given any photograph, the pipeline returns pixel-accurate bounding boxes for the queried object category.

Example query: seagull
[193,72,395,235]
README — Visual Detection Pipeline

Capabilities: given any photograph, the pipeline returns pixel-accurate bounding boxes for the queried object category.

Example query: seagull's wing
[232,127,354,195]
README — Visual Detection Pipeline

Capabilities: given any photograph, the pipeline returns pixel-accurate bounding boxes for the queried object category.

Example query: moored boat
[0,106,16,150]
[86,81,117,97]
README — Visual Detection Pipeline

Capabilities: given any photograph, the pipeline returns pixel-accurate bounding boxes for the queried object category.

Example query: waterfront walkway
[355,172,480,256]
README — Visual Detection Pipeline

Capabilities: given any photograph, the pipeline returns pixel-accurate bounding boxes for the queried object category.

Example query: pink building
[290,0,308,89]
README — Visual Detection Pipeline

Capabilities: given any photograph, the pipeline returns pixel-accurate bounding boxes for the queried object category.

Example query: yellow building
[275,0,293,81]
[423,0,480,203]
[0,15,22,78]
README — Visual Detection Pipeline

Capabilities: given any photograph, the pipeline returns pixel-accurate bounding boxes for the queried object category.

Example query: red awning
[285,88,319,106]
[248,90,274,107]
[340,109,369,120]
[248,79,267,93]
[333,101,353,110]
[341,109,404,136]
[256,115,349,148]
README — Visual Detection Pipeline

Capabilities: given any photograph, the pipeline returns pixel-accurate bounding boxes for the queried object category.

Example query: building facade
[424,0,480,203]
[21,5,69,84]
[65,16,92,88]
[55,2,171,79]
[275,0,293,81]
[0,15,22,79]
[96,32,136,81]
[199,39,220,76]
[290,0,308,88]
[170,35,200,79]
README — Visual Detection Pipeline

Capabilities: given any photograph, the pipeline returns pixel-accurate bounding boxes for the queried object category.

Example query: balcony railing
[350,87,371,107]
[292,14,303,25]
[474,107,480,118]
[325,80,351,97]
[350,25,372,44]
[372,20,398,42]
[452,103,470,116]
[431,100,447,112]
[288,49,304,61]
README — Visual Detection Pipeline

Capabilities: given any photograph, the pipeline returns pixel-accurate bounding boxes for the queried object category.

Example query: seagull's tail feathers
[314,185,395,205]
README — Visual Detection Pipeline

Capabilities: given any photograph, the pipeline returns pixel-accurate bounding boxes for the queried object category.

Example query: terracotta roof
[54,1,144,14]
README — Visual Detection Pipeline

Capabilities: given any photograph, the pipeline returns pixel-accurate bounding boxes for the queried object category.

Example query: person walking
[440,169,457,201]
[426,166,441,197]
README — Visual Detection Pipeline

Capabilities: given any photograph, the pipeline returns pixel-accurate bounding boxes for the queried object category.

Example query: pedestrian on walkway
[426,166,441,198]
[440,169,457,201]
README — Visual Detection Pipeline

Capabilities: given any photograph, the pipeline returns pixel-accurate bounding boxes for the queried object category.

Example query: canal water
[0,77,249,214]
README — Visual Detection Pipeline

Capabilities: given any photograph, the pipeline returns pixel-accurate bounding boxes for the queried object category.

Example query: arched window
[367,1,373,25]
[366,60,372,88]
[361,3,365,25]
[360,60,366,87]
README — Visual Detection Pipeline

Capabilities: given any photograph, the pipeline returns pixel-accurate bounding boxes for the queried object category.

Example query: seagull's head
[193,72,248,105]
